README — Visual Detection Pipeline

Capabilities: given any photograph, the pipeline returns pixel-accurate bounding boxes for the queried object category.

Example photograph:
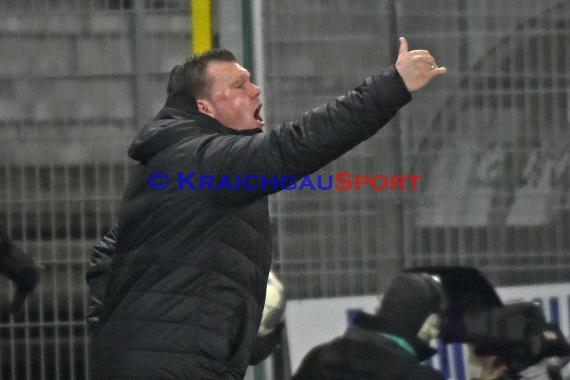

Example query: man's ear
[196,99,214,117]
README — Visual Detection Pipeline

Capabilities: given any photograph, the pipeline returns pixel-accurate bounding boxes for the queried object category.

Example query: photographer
[411,267,570,380]
[292,273,445,380]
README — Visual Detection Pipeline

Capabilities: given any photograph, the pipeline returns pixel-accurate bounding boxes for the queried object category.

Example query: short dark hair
[166,49,236,98]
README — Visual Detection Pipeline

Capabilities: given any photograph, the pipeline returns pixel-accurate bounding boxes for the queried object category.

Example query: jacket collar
[164,93,200,115]
[352,311,437,361]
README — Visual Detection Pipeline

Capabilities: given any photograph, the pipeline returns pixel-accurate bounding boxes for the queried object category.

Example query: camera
[444,302,570,379]
[406,267,570,380]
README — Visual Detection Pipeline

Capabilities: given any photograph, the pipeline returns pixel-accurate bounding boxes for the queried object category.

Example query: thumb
[432,67,448,77]
[398,37,409,56]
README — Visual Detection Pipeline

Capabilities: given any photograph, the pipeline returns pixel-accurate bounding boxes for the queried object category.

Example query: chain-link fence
[0,1,190,378]
[263,0,570,298]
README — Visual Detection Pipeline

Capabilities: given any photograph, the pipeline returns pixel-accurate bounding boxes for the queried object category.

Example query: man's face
[198,61,263,131]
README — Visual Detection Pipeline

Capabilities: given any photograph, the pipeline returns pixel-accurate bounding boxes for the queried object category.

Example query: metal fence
[262,0,404,300]
[263,0,570,297]
[0,0,568,379]
[0,1,190,378]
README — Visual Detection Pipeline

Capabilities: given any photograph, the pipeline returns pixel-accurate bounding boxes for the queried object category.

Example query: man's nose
[249,83,261,97]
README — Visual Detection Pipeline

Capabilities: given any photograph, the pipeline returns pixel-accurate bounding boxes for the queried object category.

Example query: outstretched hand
[395,37,447,93]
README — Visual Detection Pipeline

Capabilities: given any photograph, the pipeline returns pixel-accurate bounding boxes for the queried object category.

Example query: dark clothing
[86,221,118,333]
[353,298,437,362]
[292,327,445,380]
[0,229,40,315]
[88,66,411,380]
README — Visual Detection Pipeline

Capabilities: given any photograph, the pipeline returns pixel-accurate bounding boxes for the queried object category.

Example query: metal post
[129,0,147,129]
[192,0,213,53]
[386,0,408,272]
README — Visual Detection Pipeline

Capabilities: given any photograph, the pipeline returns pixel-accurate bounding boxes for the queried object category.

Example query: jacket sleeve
[193,65,411,204]
[85,222,118,332]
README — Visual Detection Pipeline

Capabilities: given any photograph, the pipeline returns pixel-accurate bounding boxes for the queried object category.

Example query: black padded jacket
[87,65,411,380]
[292,326,445,380]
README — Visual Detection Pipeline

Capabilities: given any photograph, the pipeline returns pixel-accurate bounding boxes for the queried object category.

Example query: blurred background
[0,0,568,379]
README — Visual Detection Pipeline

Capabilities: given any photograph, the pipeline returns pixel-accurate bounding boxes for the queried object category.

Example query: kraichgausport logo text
[147,172,422,191]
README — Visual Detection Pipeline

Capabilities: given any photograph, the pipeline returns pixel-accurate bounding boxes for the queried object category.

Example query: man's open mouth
[254,104,264,125]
